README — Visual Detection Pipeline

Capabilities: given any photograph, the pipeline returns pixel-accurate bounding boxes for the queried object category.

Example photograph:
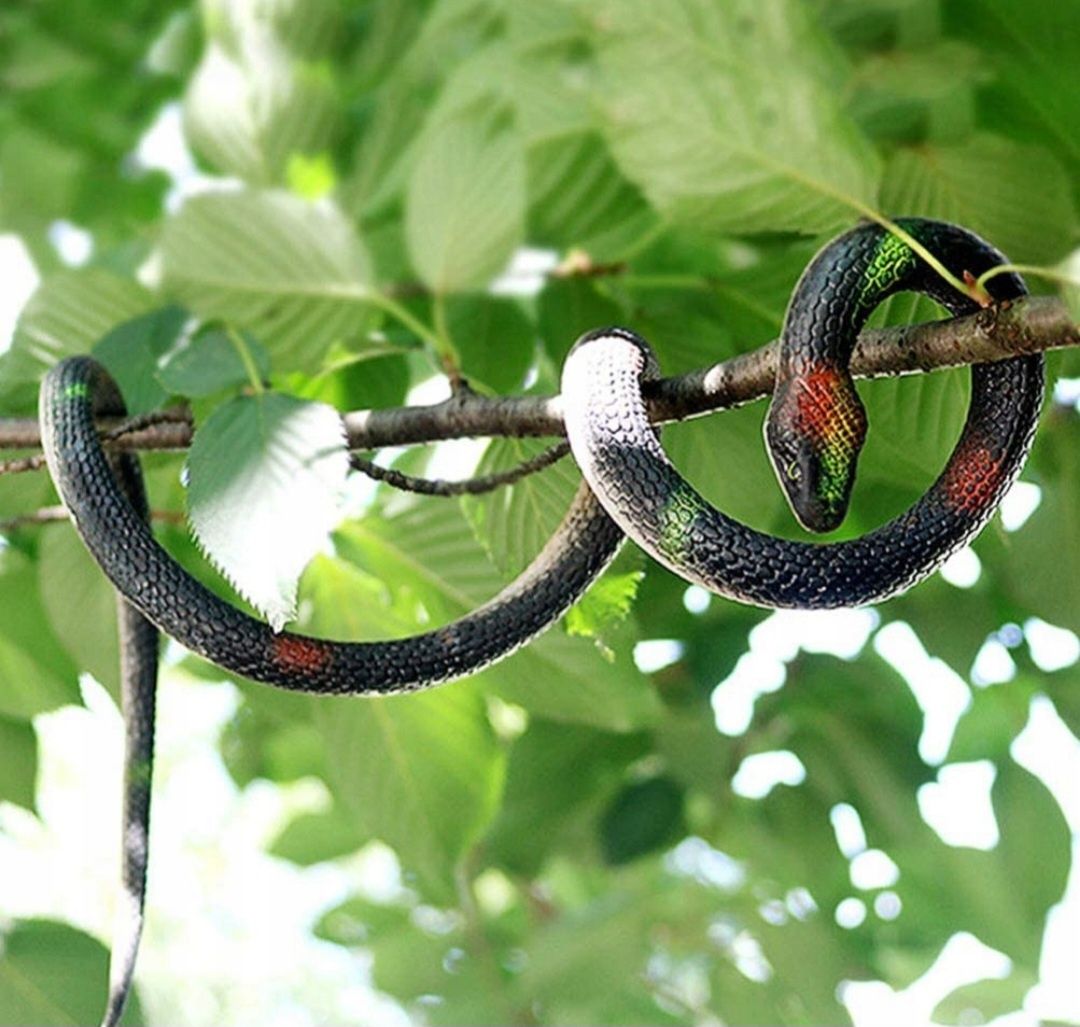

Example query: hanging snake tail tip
[99,890,144,1027]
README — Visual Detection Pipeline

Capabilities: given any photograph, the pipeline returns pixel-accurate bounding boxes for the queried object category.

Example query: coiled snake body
[37,218,1043,1023]
[563,219,1043,607]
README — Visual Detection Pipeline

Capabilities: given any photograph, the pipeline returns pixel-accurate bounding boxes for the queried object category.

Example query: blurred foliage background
[1,0,1079,1024]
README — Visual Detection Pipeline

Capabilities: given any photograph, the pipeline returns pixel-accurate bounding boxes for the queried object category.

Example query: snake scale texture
[36,218,1043,1024]
[563,219,1043,607]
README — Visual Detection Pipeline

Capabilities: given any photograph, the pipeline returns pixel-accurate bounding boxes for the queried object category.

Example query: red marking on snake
[272,634,330,673]
[794,365,847,444]
[942,440,1003,513]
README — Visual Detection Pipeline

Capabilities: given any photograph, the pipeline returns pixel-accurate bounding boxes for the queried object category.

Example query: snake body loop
[38,358,622,1025]
[562,219,1044,608]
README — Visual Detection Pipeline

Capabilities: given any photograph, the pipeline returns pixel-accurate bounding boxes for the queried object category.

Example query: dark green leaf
[0,715,36,810]
[93,305,188,413]
[600,775,686,865]
[157,324,271,398]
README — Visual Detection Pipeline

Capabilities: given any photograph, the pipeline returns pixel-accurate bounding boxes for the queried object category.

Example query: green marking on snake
[657,482,708,561]
[858,231,917,309]
[815,439,850,509]
[63,381,90,401]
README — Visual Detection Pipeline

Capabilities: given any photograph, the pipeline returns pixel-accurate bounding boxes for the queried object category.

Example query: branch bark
[1,296,1075,455]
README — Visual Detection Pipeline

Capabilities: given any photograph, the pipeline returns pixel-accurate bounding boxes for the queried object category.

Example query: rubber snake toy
[37,217,1042,1024]
[564,218,1043,606]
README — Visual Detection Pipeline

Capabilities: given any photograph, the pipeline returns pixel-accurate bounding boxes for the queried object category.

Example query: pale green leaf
[527,132,659,262]
[933,971,1036,1026]
[160,189,374,372]
[565,563,644,641]
[881,134,1078,264]
[0,549,80,720]
[5,269,153,385]
[268,807,369,866]
[405,103,526,292]
[592,0,881,234]
[38,522,120,699]
[1059,248,1080,322]
[186,392,349,630]
[183,39,340,185]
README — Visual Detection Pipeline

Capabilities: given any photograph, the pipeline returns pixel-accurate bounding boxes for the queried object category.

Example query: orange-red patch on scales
[941,440,1004,514]
[272,634,331,673]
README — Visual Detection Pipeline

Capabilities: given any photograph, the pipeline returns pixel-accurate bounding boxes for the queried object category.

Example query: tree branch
[1,296,1075,457]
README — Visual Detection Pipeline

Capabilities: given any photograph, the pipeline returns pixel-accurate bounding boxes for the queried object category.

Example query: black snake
[36,218,1043,1023]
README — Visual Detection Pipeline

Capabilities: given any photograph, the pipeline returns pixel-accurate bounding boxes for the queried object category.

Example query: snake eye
[786,460,801,482]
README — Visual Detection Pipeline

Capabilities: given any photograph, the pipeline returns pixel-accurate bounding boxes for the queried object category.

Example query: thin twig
[350,441,570,496]
[0,455,46,474]
[0,505,185,532]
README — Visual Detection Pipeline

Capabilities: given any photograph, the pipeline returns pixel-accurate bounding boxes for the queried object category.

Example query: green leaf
[313,685,503,895]
[38,522,120,699]
[186,392,349,630]
[336,504,659,731]
[932,970,1036,1026]
[445,295,535,393]
[156,324,271,398]
[497,622,659,731]
[0,548,80,719]
[462,437,581,578]
[526,132,659,262]
[486,720,649,875]
[5,269,153,385]
[665,404,787,531]
[93,305,188,414]
[537,277,626,369]
[218,685,326,787]
[599,775,686,865]
[1001,416,1080,632]
[283,352,410,411]
[591,0,880,234]
[268,806,369,866]
[160,189,375,372]
[290,551,504,891]
[0,919,144,1026]
[184,36,340,185]
[946,0,1080,192]
[881,134,1078,264]
[0,715,36,810]
[565,560,645,641]
[405,103,526,292]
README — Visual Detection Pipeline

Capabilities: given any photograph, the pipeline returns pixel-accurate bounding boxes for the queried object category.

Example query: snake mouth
[789,489,848,534]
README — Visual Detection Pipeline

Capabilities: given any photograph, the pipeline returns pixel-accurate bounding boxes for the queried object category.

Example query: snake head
[764,367,867,534]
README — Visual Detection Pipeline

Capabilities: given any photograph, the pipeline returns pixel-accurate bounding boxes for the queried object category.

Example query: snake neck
[767,218,1026,534]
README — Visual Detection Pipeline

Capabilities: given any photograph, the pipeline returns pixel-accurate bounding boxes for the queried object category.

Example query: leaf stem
[976,262,1080,292]
[226,326,265,394]
[845,201,992,306]
[432,293,463,382]
[369,291,447,360]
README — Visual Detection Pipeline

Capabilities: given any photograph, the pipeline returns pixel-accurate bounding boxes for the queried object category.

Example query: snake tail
[38,356,625,1025]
